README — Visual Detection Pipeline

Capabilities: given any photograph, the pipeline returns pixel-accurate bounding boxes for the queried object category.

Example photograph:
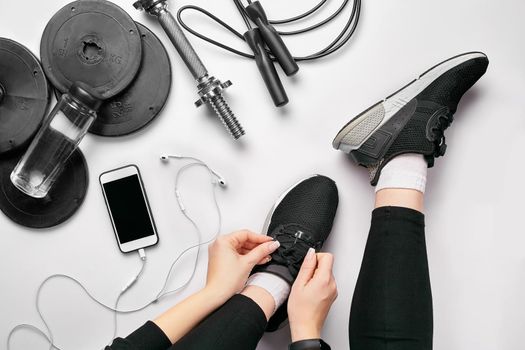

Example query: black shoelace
[270,224,322,276]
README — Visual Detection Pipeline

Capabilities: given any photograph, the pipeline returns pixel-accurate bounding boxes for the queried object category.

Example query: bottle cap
[68,81,103,111]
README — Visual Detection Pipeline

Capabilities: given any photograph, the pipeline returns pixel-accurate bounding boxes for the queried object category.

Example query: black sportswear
[350,206,433,349]
[289,339,331,350]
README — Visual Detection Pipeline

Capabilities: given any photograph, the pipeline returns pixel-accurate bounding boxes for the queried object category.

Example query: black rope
[269,0,329,25]
[176,0,361,62]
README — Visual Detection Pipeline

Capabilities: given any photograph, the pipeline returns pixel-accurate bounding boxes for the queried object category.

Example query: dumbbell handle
[156,8,207,79]
[134,0,245,139]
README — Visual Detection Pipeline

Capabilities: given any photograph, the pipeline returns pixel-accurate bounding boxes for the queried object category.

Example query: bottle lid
[68,81,103,111]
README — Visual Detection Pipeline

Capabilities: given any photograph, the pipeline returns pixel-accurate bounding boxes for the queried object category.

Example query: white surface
[1,0,524,349]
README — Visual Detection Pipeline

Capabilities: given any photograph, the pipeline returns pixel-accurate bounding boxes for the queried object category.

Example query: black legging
[170,206,433,350]
[349,206,433,350]
[170,294,267,350]
[108,206,433,350]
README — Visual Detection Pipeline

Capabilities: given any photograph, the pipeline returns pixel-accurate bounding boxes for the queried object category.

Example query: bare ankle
[375,188,424,212]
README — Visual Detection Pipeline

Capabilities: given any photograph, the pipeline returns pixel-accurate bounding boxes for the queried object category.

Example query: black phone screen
[103,174,155,244]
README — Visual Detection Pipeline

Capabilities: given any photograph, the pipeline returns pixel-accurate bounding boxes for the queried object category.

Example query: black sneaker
[252,175,339,331]
[332,52,489,185]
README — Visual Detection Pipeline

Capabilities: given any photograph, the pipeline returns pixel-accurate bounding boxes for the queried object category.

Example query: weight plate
[0,149,89,229]
[0,38,50,156]
[40,0,142,99]
[90,22,172,136]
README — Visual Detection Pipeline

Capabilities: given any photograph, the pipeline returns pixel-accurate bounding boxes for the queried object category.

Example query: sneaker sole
[332,52,487,153]
[262,174,323,234]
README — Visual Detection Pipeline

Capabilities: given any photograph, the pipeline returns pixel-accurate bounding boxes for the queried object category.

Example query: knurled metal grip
[157,8,207,78]
[134,0,245,139]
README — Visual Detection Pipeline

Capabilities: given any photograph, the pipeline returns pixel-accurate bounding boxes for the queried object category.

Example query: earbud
[214,176,227,188]
[160,154,227,188]
[211,172,227,188]
[160,154,183,162]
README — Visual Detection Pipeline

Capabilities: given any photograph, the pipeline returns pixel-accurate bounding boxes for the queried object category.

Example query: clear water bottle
[10,82,101,198]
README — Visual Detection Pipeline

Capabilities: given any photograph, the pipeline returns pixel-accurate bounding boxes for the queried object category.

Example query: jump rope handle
[244,29,289,107]
[245,1,299,77]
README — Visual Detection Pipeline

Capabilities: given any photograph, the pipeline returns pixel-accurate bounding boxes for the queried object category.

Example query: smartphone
[99,165,159,253]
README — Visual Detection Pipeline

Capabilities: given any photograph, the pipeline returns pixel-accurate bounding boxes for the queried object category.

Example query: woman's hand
[205,230,280,301]
[154,230,279,344]
[288,249,338,342]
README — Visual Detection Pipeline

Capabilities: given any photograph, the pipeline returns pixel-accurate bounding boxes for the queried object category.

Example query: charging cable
[7,156,224,350]
[113,249,147,341]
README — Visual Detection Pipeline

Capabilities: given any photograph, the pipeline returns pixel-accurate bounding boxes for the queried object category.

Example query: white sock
[375,153,428,193]
[246,272,291,314]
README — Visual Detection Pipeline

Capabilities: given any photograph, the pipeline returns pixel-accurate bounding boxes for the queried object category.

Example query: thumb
[244,240,280,266]
[294,248,317,286]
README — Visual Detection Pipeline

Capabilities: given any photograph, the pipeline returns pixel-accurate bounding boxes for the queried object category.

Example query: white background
[1,0,525,349]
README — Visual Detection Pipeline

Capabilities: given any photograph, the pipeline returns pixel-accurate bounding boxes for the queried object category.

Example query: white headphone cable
[7,248,147,350]
[7,156,224,350]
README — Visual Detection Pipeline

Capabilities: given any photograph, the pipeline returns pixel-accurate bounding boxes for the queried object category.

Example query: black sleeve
[289,339,331,350]
[105,321,171,350]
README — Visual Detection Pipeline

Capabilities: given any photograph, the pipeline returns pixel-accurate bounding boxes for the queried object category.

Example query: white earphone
[160,154,227,188]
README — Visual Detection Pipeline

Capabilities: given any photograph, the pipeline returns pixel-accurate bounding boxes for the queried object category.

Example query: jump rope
[7,155,225,350]
[177,0,362,61]
[177,0,362,106]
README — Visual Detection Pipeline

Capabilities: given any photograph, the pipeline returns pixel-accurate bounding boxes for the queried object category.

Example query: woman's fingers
[240,241,263,250]
[239,239,275,254]
[243,232,272,244]
[226,230,272,248]
[256,255,272,265]
[294,248,318,286]
[239,248,257,255]
[312,253,335,284]
[243,240,280,265]
[315,253,334,273]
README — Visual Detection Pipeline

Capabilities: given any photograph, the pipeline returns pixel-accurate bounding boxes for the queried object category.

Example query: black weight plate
[0,149,89,229]
[40,0,142,99]
[0,38,50,156]
[90,22,172,136]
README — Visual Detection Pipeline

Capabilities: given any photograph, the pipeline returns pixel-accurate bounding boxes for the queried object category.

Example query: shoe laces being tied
[430,111,454,158]
[270,223,322,277]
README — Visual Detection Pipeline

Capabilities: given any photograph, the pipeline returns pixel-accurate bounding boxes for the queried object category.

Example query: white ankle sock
[246,272,291,314]
[375,153,428,193]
